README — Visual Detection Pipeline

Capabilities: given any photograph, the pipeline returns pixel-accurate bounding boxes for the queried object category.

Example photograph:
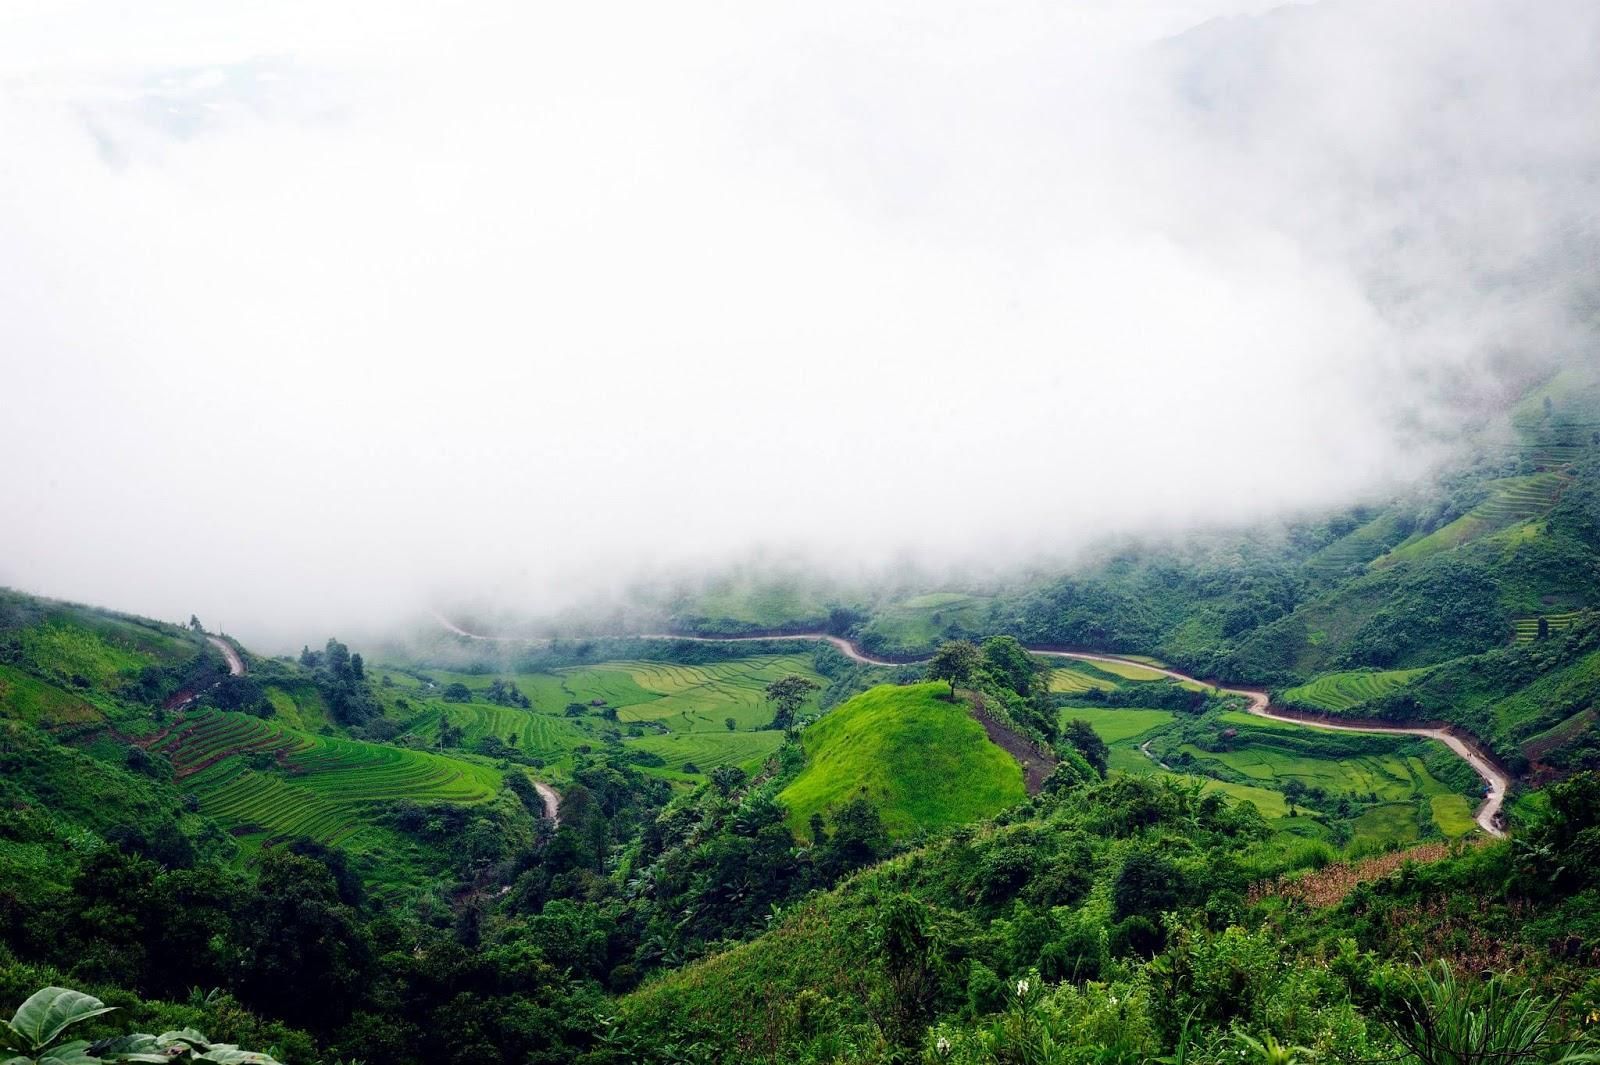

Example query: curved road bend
[433,620,1508,837]
[533,781,561,826]
[208,635,245,677]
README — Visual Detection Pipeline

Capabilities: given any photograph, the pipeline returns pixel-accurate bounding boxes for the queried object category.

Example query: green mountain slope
[777,683,1026,839]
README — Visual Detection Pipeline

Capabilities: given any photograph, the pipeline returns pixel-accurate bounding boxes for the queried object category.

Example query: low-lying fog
[1,0,1596,646]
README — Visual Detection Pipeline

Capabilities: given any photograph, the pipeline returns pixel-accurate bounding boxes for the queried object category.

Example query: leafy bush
[0,986,280,1064]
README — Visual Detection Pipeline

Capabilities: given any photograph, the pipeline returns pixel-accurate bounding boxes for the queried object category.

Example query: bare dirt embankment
[967,694,1057,794]
[533,781,561,826]
[433,618,1509,837]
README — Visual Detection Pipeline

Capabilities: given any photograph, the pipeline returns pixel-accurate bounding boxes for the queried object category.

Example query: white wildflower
[1016,979,1030,996]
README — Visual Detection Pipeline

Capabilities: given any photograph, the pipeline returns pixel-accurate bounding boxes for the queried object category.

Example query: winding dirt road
[532,780,561,826]
[1038,651,1507,836]
[208,635,245,677]
[433,618,1509,837]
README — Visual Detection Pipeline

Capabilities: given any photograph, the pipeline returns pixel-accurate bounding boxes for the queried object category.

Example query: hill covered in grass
[777,682,1027,840]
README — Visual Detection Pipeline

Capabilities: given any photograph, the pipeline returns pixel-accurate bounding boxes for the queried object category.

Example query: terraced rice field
[625,730,786,774]
[1303,514,1407,578]
[1083,659,1167,682]
[1519,443,1589,470]
[1047,663,1117,694]
[1280,668,1429,712]
[146,711,500,845]
[1379,473,1571,565]
[411,702,594,760]
[1177,743,1440,801]
[262,681,328,731]
[558,655,824,731]
[1074,704,1475,839]
[1512,611,1588,644]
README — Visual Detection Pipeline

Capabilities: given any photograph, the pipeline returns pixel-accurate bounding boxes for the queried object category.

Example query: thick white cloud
[0,0,1593,643]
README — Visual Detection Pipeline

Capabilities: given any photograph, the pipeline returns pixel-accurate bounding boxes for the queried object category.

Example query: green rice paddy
[147,710,501,846]
[1512,611,1587,644]
[1378,472,1571,565]
[1047,663,1117,694]
[1064,703,1478,841]
[1281,668,1430,712]
[1058,706,1173,744]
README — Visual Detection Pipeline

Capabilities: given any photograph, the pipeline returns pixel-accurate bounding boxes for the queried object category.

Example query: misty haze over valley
[3,0,1596,645]
[4,5,1600,1065]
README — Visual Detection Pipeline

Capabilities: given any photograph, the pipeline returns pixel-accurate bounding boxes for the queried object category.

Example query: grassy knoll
[777,683,1024,840]
[1280,667,1431,712]
[261,679,329,731]
[17,622,151,688]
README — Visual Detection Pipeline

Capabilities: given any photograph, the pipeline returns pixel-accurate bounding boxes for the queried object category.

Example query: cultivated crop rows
[146,710,499,845]
[627,730,787,774]
[1281,669,1427,712]
[412,703,593,759]
[1380,472,1571,564]
[1470,472,1570,524]
[1303,515,1404,578]
[1047,665,1115,694]
[1513,611,1588,644]
[567,655,823,731]
[148,712,317,778]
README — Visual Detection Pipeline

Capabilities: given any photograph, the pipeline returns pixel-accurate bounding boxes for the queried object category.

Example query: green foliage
[764,674,820,730]
[928,641,983,698]
[1281,668,1432,713]
[1369,961,1598,1065]
[1060,720,1108,777]
[778,684,1026,839]
[1,987,279,1065]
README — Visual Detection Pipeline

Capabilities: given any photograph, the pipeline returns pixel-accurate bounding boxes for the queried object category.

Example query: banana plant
[1,987,281,1065]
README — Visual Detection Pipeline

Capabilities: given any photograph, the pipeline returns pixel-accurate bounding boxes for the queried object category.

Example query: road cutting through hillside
[433,618,1509,836]
[533,780,561,825]
[207,635,245,677]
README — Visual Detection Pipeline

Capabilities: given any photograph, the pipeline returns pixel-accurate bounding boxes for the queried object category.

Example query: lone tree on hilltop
[765,674,820,730]
[928,639,982,699]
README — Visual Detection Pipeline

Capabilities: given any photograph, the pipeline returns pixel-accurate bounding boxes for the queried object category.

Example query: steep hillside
[614,771,1600,1065]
